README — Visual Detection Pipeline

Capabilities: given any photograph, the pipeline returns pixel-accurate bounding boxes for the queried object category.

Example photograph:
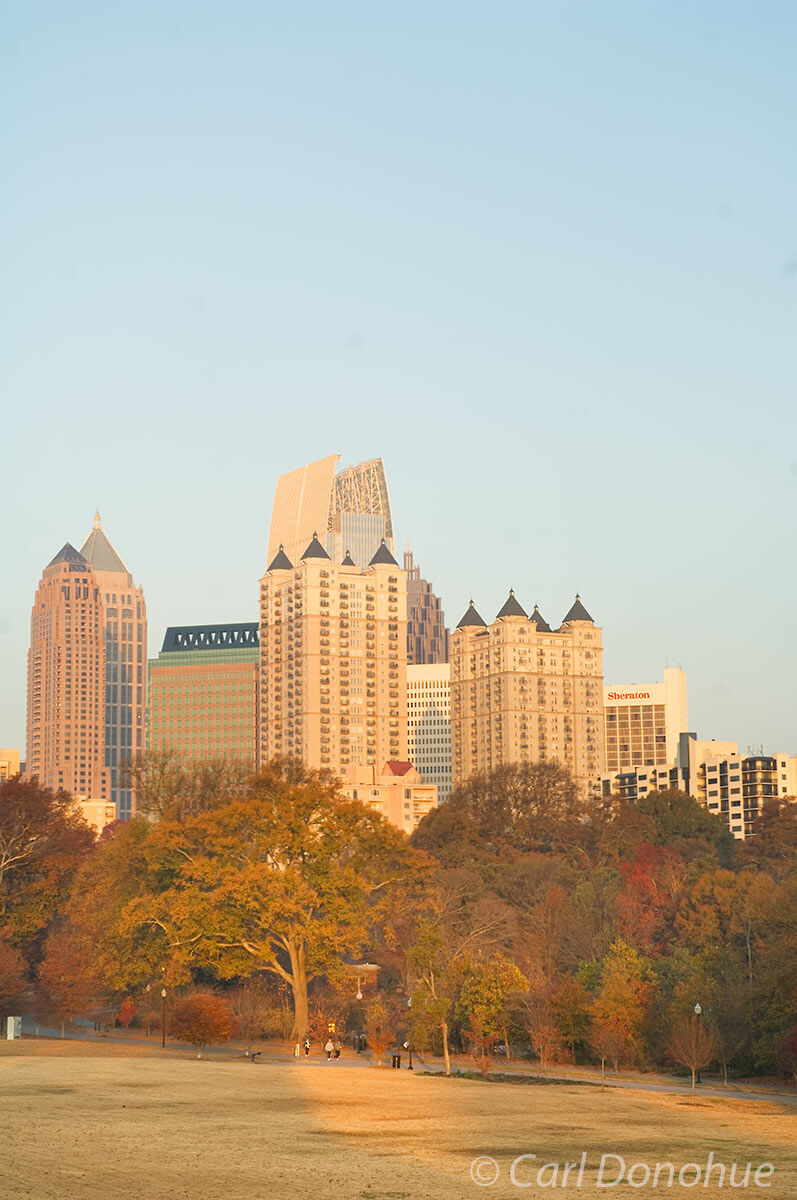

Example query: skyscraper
[267,454,394,568]
[404,549,449,664]
[258,534,408,772]
[450,592,604,793]
[407,663,452,800]
[26,515,146,818]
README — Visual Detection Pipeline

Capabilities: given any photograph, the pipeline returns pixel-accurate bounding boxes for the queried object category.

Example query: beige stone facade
[450,593,604,793]
[258,535,407,771]
[0,749,21,780]
[341,761,437,832]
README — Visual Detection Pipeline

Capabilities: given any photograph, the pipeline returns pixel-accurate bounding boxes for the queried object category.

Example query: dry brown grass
[0,1040,793,1199]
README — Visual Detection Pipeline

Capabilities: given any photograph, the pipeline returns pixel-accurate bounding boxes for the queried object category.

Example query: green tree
[456,952,528,1042]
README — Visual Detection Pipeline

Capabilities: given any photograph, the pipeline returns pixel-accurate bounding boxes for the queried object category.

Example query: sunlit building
[404,548,449,665]
[258,534,407,772]
[341,760,437,832]
[148,623,259,765]
[407,663,452,800]
[450,592,604,793]
[0,749,21,780]
[603,668,688,772]
[267,454,394,569]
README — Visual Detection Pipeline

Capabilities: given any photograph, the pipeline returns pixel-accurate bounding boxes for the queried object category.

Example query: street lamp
[354,977,363,1052]
[405,995,413,1070]
[161,988,167,1048]
[694,1004,702,1016]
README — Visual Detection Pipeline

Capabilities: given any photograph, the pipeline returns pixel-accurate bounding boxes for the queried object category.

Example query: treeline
[0,759,795,1080]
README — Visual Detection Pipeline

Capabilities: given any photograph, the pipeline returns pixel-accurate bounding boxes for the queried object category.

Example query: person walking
[324,1038,334,1061]
[304,1036,311,1057]
[334,1039,341,1060]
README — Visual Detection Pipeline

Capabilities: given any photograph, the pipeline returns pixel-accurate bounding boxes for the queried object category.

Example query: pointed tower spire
[496,588,528,619]
[456,599,487,629]
[93,509,102,530]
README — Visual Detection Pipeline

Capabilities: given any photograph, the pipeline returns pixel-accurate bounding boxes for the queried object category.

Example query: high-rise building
[407,663,452,800]
[148,623,259,765]
[258,534,407,772]
[603,668,688,772]
[267,454,394,568]
[450,592,604,793]
[404,549,449,665]
[26,516,146,818]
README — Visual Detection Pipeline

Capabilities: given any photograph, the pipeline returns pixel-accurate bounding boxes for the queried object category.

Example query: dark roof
[47,543,87,569]
[267,545,293,571]
[496,589,528,619]
[530,604,551,632]
[80,513,128,574]
[160,623,259,653]
[383,760,414,777]
[300,532,330,560]
[369,538,398,566]
[562,594,594,624]
[457,600,487,628]
[340,550,356,567]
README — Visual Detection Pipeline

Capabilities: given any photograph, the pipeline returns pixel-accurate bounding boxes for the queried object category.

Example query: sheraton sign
[607,691,651,701]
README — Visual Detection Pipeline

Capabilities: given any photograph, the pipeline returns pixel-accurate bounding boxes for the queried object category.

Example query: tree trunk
[503,1023,510,1062]
[691,1067,696,1097]
[61,1018,65,1039]
[441,1019,451,1077]
[601,1056,605,1089]
[287,940,309,1041]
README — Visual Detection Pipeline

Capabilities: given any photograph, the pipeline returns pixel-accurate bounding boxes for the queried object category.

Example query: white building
[603,667,688,772]
[407,663,452,801]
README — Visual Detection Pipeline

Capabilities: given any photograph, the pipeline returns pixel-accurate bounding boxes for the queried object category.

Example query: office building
[0,749,21,780]
[407,663,452,800]
[26,515,146,818]
[258,534,408,772]
[404,549,449,665]
[603,668,688,772]
[148,623,259,765]
[450,592,604,793]
[267,454,394,568]
[341,760,437,832]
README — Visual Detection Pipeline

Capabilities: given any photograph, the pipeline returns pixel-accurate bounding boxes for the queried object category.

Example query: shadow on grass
[419,1070,604,1087]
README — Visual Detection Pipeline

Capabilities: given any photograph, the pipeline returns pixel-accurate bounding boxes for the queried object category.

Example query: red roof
[383,760,413,777]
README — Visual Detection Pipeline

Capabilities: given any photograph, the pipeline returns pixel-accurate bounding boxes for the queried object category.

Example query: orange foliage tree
[170,991,234,1057]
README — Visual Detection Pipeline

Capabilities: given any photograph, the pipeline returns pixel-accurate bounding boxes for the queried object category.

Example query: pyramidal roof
[267,544,293,571]
[530,603,551,632]
[562,594,593,624]
[369,538,398,566]
[496,589,528,619]
[340,550,356,567]
[47,542,87,569]
[79,511,128,574]
[457,600,487,628]
[301,532,330,560]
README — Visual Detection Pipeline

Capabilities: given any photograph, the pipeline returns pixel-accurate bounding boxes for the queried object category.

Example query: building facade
[0,749,21,780]
[341,760,437,832]
[267,454,394,569]
[26,516,146,818]
[404,549,449,665]
[407,663,452,800]
[148,623,259,765]
[450,592,604,793]
[603,668,688,772]
[258,535,408,772]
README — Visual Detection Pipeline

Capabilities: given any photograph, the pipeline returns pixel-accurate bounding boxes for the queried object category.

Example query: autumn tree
[456,952,528,1051]
[0,775,94,953]
[364,998,393,1065]
[511,976,560,1073]
[170,991,234,1057]
[117,996,138,1029]
[668,1016,719,1097]
[120,759,428,1039]
[0,936,28,1017]
[590,940,654,1069]
[229,976,290,1052]
[37,927,103,1036]
[122,749,253,822]
[551,975,592,1062]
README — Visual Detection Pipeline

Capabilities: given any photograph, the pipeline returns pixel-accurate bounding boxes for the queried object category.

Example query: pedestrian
[294,1041,300,1058]
[304,1036,310,1057]
[324,1038,334,1061]
[334,1039,341,1060]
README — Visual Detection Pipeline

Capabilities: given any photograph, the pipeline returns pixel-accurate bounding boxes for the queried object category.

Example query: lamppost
[161,988,167,1048]
[694,1003,702,1085]
[405,995,413,1070]
[354,977,363,1052]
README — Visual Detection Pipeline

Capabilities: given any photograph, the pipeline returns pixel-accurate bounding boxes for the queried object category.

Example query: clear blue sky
[2,2,796,756]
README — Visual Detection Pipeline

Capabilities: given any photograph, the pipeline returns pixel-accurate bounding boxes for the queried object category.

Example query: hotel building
[258,534,408,772]
[148,623,259,765]
[26,515,146,817]
[407,663,452,800]
[603,668,688,772]
[450,592,604,793]
[0,749,21,780]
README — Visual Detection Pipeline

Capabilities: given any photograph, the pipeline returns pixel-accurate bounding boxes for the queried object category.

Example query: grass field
[1,1040,794,1199]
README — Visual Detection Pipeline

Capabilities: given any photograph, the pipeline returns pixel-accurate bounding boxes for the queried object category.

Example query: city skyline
[3,4,796,757]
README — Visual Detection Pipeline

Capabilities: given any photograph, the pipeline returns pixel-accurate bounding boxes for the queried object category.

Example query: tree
[615,843,686,953]
[364,999,393,1066]
[0,775,95,952]
[121,759,428,1039]
[668,1016,719,1097]
[117,996,138,1029]
[229,976,286,1053]
[511,978,560,1073]
[170,991,234,1057]
[635,790,733,863]
[551,975,592,1062]
[456,952,528,1049]
[122,750,253,822]
[37,927,103,1037]
[590,940,654,1068]
[0,936,28,1017]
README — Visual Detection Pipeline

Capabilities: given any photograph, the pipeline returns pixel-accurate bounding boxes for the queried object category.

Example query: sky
[2,1,796,756]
